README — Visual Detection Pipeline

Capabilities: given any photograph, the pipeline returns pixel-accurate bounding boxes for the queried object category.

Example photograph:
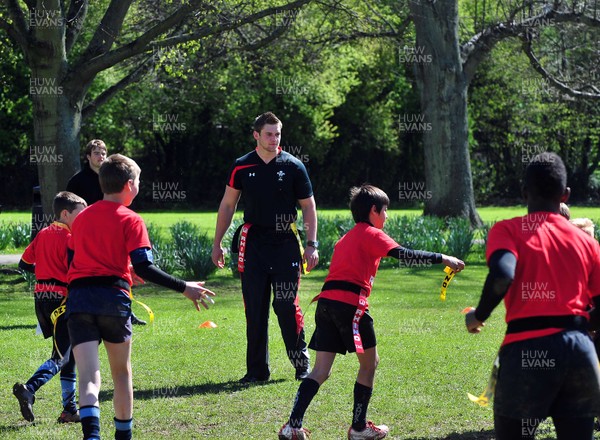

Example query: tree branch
[65,0,89,53]
[78,0,135,62]
[0,15,27,49]
[462,8,600,84]
[521,35,600,99]
[4,0,29,51]
[74,0,310,82]
[81,57,154,120]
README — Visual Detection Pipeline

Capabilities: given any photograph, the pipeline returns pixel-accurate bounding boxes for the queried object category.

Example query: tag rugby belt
[505,314,588,334]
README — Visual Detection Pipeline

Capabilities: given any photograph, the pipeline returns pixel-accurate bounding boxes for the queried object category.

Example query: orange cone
[199,321,217,328]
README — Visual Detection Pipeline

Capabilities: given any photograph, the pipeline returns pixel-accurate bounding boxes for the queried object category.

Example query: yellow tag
[468,356,499,407]
[133,298,155,324]
[439,266,456,301]
[50,305,66,325]
[290,222,309,274]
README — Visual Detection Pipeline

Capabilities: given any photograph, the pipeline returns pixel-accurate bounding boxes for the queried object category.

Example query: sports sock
[60,374,77,413]
[351,382,373,431]
[80,405,100,440]
[25,358,60,392]
[289,378,320,428]
[114,417,133,440]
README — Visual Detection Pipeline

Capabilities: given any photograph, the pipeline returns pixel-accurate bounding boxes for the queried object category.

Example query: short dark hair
[524,152,567,201]
[253,112,282,133]
[53,191,87,219]
[349,184,390,223]
[85,139,107,157]
[99,154,141,195]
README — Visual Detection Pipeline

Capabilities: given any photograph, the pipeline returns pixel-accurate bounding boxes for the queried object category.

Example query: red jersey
[486,212,600,346]
[21,221,70,296]
[68,200,151,286]
[319,222,400,306]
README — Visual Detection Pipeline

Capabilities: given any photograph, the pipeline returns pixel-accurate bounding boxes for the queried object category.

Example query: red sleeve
[588,241,600,298]
[367,228,401,258]
[124,215,152,253]
[486,220,518,263]
[21,237,37,265]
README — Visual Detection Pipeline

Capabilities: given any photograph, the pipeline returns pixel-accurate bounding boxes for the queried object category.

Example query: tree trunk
[409,0,482,227]
[26,0,83,222]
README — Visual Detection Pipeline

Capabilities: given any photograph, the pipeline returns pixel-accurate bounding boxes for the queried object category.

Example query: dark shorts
[494,329,600,419]
[308,298,376,354]
[68,313,132,347]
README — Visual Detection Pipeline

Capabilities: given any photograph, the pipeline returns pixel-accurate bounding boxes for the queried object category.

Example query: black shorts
[308,298,376,354]
[68,313,132,347]
[34,293,66,338]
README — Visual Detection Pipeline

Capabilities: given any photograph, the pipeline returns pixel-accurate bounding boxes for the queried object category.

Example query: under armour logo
[277,170,285,181]
[249,172,256,177]
[292,262,299,267]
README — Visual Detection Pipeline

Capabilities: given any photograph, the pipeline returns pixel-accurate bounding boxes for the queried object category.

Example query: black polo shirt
[227,148,313,229]
[66,163,103,205]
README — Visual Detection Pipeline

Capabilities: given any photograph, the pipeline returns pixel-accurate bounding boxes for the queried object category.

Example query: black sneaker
[131,313,147,326]
[239,374,269,384]
[13,382,35,422]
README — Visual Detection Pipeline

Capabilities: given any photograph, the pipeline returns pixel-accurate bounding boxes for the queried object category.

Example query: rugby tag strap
[237,223,251,273]
[128,288,155,325]
[467,355,499,407]
[51,298,67,359]
[290,222,309,275]
[352,290,368,354]
[440,266,456,301]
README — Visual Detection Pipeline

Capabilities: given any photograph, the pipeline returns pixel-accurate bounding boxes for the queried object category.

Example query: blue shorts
[494,330,600,419]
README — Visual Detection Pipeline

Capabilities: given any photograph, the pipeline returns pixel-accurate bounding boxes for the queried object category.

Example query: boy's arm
[465,249,516,333]
[387,247,465,271]
[130,248,216,310]
[18,259,35,273]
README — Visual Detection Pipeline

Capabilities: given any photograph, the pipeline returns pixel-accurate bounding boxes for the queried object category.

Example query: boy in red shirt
[465,152,600,439]
[13,191,87,423]
[67,154,216,440]
[279,184,464,440]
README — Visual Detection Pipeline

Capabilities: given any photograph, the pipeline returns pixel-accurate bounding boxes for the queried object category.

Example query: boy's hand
[442,255,465,272]
[465,309,485,333]
[183,281,216,311]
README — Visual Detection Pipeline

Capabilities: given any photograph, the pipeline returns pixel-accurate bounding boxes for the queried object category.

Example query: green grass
[0,263,591,439]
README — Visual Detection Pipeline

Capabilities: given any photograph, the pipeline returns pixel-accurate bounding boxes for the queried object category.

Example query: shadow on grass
[405,429,495,439]
[0,324,36,331]
[99,378,286,401]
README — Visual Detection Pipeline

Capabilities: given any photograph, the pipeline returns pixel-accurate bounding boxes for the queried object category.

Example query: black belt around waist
[36,278,68,287]
[321,280,363,295]
[506,315,588,334]
[69,276,130,292]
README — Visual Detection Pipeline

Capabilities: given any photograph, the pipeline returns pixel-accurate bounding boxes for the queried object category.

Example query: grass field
[0,260,595,439]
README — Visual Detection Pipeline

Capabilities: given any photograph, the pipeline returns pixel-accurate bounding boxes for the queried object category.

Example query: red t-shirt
[486,212,600,346]
[319,222,400,306]
[21,221,70,296]
[68,200,151,286]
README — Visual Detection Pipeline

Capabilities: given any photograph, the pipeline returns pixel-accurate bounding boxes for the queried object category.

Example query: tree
[0,0,311,216]
[408,0,600,225]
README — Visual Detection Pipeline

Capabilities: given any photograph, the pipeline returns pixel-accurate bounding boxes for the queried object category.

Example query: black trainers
[239,374,269,384]
[130,313,147,326]
[13,382,35,422]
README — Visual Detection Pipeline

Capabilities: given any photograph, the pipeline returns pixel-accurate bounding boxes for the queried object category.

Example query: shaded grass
[1,263,592,439]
